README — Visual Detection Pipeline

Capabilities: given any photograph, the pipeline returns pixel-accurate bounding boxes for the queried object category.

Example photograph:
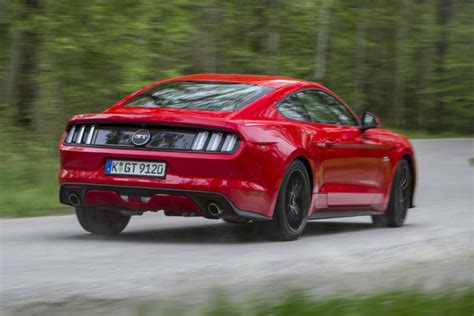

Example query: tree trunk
[12,0,41,128]
[0,2,10,113]
[415,0,429,131]
[433,0,453,131]
[394,0,409,128]
[314,0,333,82]
[354,0,367,112]
[1,25,21,115]
[266,0,280,74]
[250,3,267,59]
[368,6,383,115]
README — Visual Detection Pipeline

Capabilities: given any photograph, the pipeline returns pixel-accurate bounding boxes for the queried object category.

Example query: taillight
[221,134,238,152]
[191,131,209,151]
[191,131,239,153]
[64,124,240,153]
[64,124,96,145]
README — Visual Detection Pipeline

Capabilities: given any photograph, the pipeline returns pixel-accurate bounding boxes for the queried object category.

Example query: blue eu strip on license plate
[105,159,166,178]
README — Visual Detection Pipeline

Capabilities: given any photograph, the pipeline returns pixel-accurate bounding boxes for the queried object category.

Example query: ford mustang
[59,74,416,240]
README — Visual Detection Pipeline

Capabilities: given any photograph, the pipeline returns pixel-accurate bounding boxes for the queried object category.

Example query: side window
[276,94,311,122]
[317,91,358,126]
[295,90,341,125]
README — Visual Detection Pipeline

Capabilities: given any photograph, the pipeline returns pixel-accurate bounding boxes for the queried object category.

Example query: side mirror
[361,112,381,131]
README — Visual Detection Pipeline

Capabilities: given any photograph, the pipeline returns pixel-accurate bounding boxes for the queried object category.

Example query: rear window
[124,81,273,111]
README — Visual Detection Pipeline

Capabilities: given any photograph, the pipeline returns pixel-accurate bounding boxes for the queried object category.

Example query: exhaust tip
[68,193,81,207]
[207,202,223,218]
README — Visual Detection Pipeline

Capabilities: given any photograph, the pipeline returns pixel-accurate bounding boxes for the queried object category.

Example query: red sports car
[59,74,416,240]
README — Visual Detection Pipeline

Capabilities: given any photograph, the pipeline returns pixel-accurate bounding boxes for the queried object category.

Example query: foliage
[0,0,473,215]
[1,0,473,135]
[0,128,65,216]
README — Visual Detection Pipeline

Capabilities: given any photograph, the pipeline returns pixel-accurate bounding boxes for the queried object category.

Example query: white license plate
[105,160,166,178]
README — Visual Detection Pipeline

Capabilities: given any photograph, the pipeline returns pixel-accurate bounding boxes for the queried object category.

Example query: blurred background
[0,0,473,216]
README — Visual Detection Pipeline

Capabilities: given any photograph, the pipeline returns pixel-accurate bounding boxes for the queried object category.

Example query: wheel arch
[267,153,315,218]
[294,156,314,192]
[402,154,416,208]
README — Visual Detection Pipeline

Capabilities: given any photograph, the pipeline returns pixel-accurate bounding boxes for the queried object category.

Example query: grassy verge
[7,287,473,315]
[0,130,66,217]
[0,130,471,218]
[0,154,69,217]
[139,287,474,316]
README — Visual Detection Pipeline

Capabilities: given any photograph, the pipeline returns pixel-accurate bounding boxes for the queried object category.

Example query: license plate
[105,160,166,178]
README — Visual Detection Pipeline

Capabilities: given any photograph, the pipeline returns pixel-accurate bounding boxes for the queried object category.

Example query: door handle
[325,139,337,146]
[316,138,338,148]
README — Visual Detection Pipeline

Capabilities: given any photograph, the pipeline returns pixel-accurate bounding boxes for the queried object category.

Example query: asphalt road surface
[1,139,473,314]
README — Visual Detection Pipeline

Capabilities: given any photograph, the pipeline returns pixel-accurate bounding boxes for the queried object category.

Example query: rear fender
[241,121,318,217]
[382,145,416,209]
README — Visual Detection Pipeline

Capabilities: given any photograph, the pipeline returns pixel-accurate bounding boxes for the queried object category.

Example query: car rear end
[58,80,281,221]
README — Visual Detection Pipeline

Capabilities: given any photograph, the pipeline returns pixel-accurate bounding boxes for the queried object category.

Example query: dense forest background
[0,0,473,214]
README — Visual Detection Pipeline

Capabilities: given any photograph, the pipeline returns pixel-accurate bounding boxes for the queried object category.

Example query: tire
[257,160,311,241]
[372,159,412,227]
[75,207,130,235]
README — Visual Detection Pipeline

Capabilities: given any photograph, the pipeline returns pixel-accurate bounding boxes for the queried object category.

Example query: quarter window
[276,94,311,122]
[295,90,341,125]
[316,91,358,126]
[276,89,358,126]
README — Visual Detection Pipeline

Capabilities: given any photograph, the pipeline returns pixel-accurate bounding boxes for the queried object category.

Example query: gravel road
[1,139,473,314]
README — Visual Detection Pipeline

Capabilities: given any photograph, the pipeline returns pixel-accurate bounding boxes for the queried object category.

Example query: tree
[394,0,409,128]
[266,0,280,74]
[11,0,41,128]
[354,0,367,112]
[433,0,453,131]
[314,0,333,82]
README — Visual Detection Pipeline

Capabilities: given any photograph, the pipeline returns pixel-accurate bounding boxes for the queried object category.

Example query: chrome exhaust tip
[207,202,223,218]
[68,193,81,207]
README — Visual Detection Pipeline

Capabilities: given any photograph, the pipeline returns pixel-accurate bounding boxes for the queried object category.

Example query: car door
[295,89,388,207]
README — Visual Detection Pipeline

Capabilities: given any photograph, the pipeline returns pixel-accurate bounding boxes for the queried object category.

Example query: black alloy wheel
[257,160,311,241]
[372,159,412,227]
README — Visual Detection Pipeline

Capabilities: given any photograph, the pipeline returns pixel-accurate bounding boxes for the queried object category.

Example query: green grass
[137,287,474,316]
[0,151,70,217]
[0,129,472,218]
[0,130,69,217]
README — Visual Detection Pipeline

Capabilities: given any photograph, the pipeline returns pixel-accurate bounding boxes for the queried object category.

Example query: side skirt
[308,210,383,220]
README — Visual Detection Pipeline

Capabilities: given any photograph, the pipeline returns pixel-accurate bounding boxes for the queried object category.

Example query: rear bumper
[58,140,285,219]
[60,183,271,220]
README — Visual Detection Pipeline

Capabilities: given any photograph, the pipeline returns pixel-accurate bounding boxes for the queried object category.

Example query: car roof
[168,73,314,89]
